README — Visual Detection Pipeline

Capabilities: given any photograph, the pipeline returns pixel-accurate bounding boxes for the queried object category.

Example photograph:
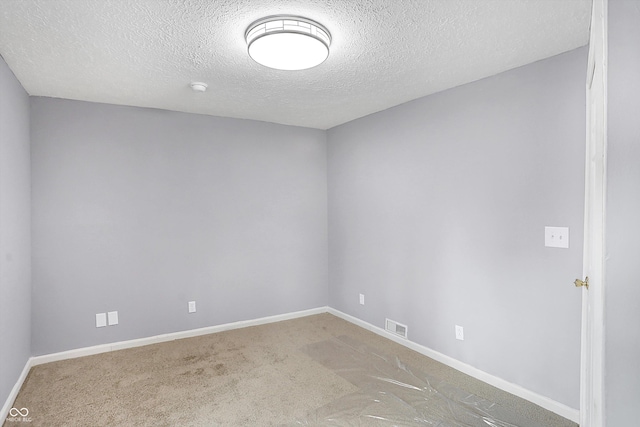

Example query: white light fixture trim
[245,16,331,71]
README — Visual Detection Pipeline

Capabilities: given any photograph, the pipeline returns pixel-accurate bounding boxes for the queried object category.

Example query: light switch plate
[96,313,107,328]
[545,226,569,248]
[107,311,119,326]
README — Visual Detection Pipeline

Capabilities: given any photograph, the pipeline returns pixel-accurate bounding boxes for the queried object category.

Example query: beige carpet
[5,314,578,426]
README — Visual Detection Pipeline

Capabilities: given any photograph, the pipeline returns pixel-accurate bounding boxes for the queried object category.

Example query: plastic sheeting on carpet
[289,335,544,427]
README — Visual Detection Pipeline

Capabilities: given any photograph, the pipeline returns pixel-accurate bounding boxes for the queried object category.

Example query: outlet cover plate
[188,301,196,313]
[107,311,119,326]
[455,325,464,341]
[96,313,107,328]
[359,294,365,305]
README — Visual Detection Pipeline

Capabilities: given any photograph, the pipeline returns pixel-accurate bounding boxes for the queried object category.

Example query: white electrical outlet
[545,226,569,248]
[188,301,196,313]
[359,294,365,305]
[107,311,119,326]
[455,325,464,341]
[96,313,107,328]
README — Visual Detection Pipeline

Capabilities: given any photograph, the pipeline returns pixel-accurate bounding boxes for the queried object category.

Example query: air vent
[385,318,408,339]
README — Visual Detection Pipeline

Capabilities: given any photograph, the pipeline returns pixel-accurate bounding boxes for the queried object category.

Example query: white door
[580,0,607,425]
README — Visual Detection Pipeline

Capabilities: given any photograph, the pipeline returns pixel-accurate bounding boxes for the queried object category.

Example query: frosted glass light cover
[246,16,331,71]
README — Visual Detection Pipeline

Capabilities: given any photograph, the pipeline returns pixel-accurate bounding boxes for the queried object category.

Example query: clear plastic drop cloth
[287,335,545,427]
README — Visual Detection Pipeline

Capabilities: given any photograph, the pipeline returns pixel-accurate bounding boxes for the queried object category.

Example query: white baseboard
[31,307,327,366]
[327,307,580,423]
[0,357,33,422]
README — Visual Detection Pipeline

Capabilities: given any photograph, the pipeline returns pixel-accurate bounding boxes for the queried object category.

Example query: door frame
[580,0,607,425]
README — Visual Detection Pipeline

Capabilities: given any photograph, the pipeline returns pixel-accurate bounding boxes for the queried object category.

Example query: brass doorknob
[574,277,589,289]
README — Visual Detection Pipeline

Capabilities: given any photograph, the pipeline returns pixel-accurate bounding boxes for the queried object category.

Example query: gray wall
[327,48,586,409]
[30,98,328,355]
[606,1,640,424]
[0,57,31,406]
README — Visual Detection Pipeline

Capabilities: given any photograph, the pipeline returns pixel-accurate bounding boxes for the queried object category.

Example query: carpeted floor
[5,314,578,426]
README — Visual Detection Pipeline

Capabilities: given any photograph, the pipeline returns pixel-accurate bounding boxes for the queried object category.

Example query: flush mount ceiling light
[245,16,331,71]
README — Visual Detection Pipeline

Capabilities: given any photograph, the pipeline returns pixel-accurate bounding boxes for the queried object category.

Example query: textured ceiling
[0,0,591,130]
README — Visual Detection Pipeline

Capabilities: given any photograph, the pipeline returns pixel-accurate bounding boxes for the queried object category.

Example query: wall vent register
[385,318,408,339]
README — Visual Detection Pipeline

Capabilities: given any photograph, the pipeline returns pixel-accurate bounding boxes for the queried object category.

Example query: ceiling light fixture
[245,16,331,71]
